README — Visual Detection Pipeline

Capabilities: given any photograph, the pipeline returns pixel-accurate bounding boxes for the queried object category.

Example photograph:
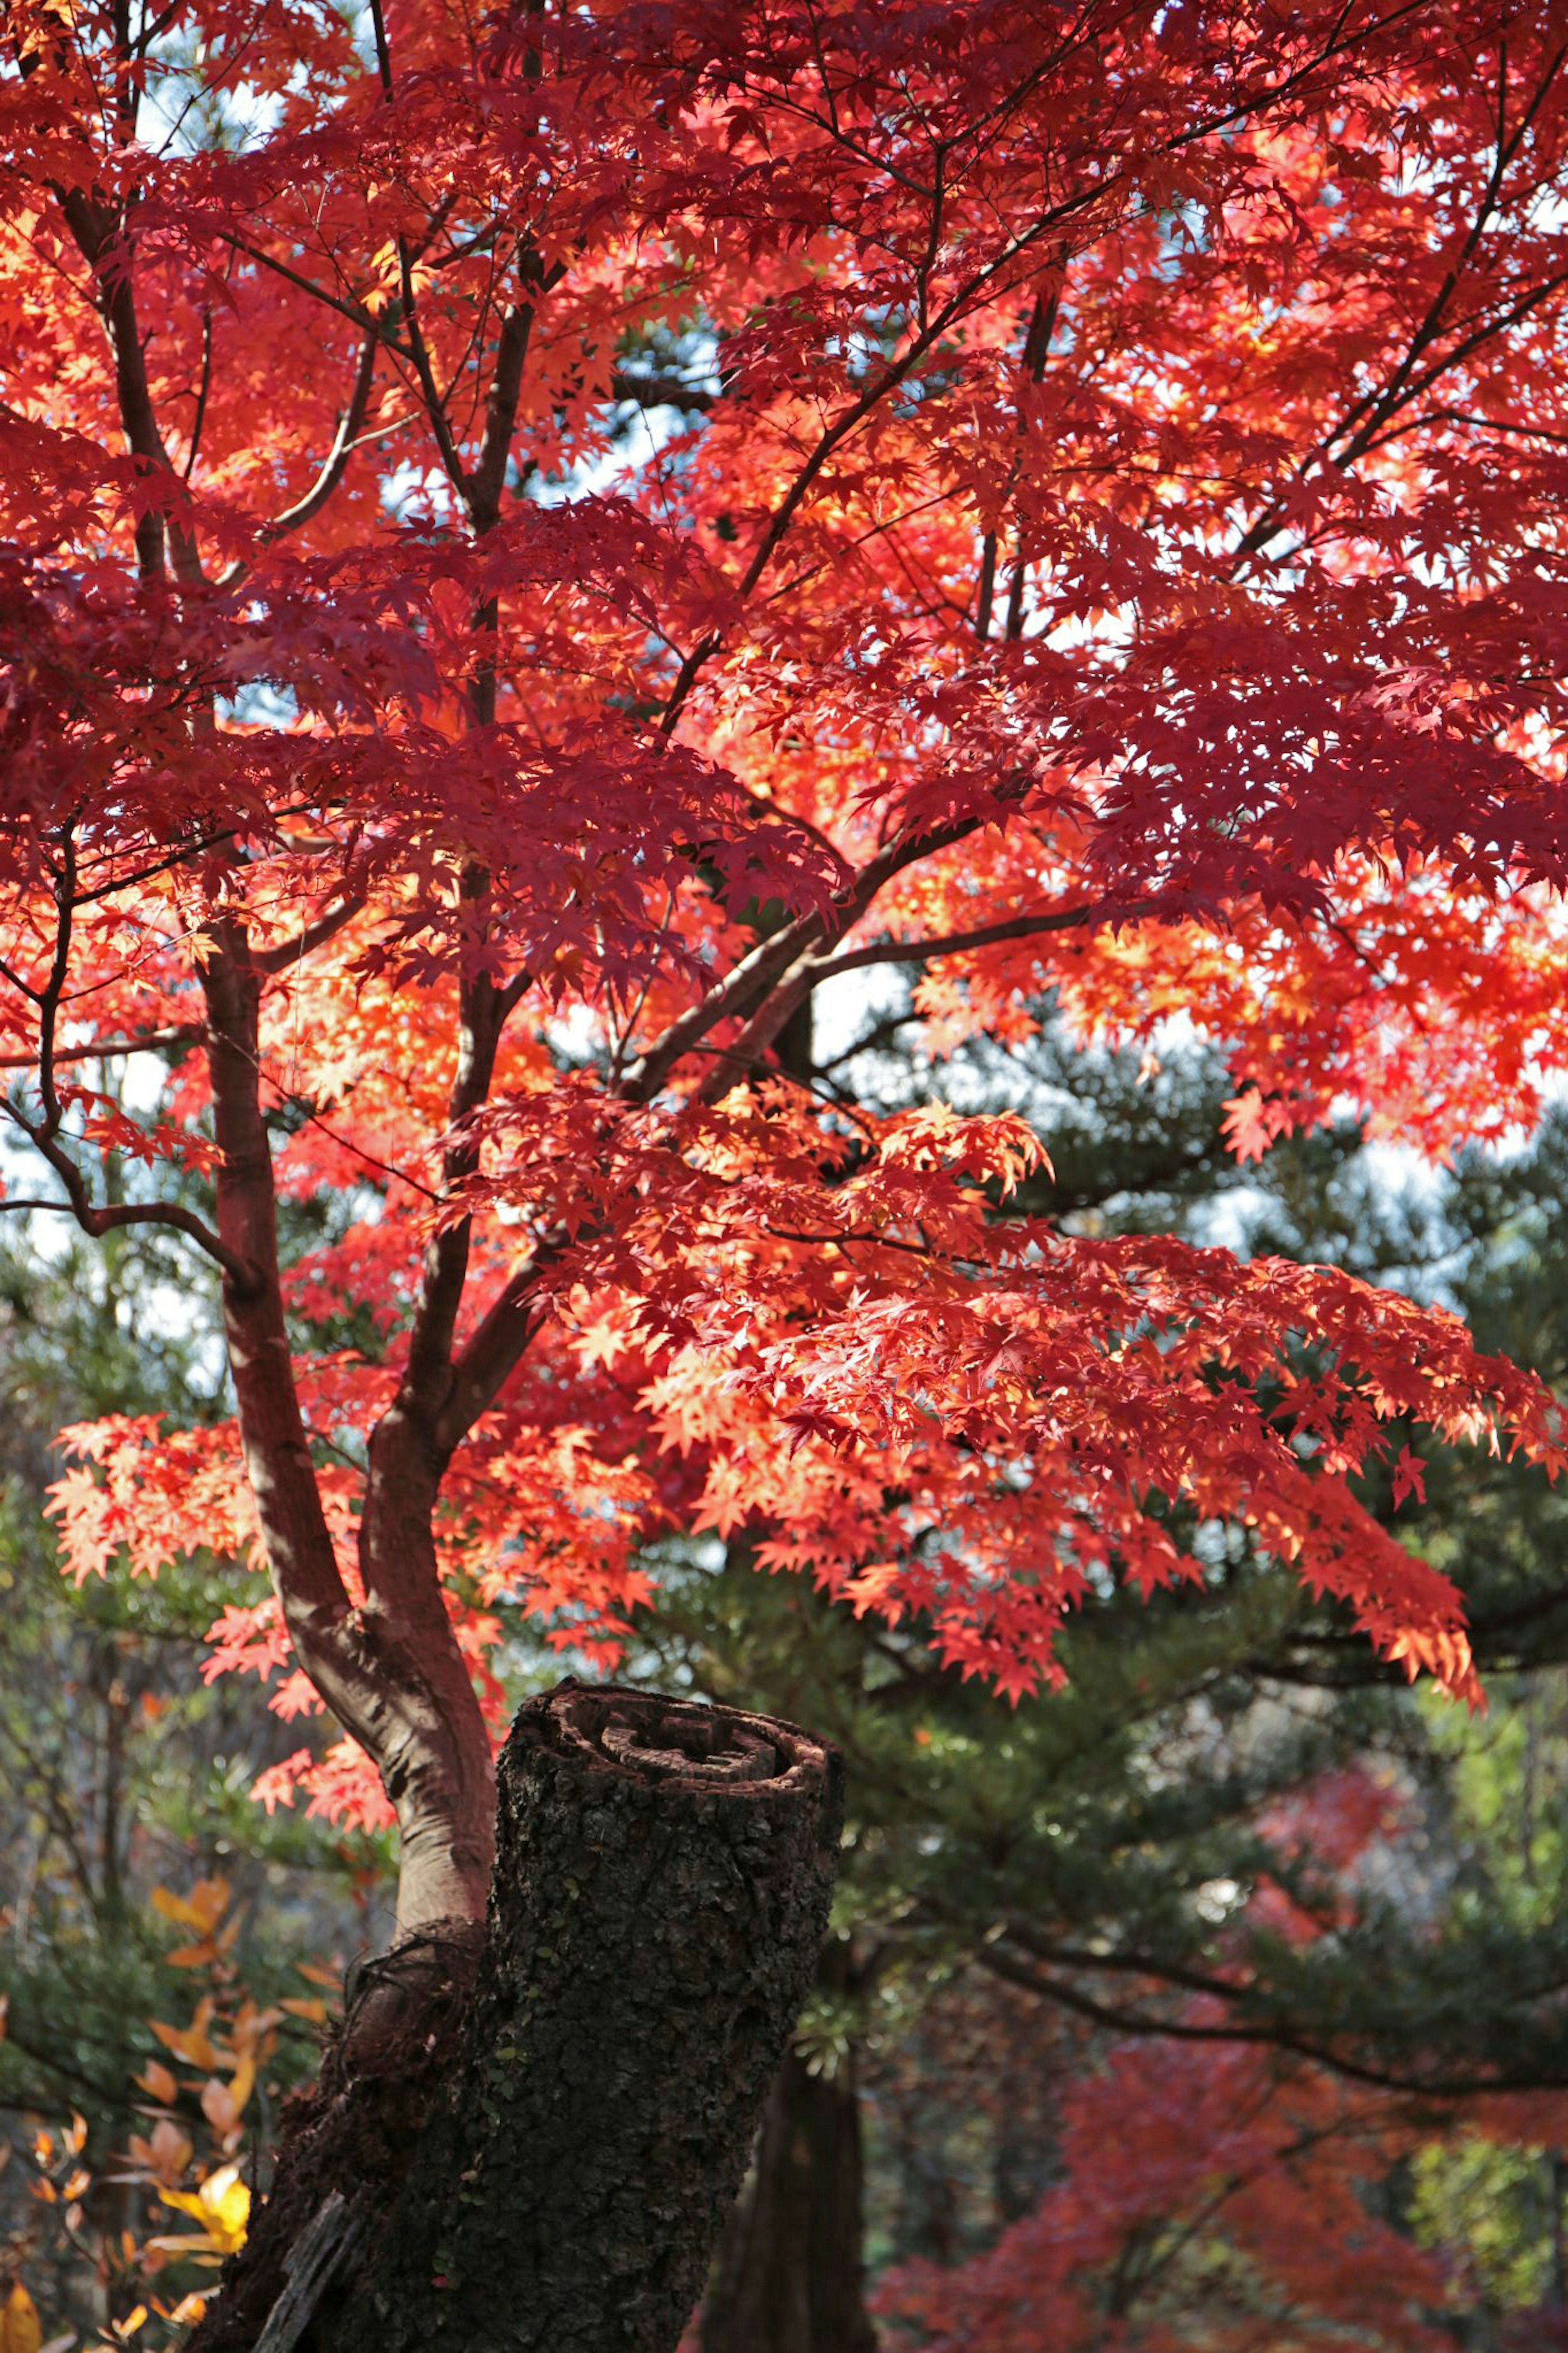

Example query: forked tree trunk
[195,1683,842,2353]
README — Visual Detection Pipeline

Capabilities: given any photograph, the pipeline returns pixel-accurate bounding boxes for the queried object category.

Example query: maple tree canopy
[4,0,1568,1918]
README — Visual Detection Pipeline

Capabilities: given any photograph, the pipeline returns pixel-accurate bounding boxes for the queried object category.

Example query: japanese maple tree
[7,0,1568,2335]
[877,1998,1472,2351]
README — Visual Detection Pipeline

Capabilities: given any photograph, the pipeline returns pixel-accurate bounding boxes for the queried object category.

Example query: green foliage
[0,1216,365,2240]
[1409,2137,1563,2317]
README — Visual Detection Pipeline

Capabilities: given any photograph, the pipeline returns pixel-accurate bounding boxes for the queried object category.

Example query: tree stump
[316,1682,843,2353]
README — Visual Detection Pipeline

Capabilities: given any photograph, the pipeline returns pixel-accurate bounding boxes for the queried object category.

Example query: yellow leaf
[278,1997,327,2025]
[187,1873,232,1929]
[128,2119,193,2186]
[186,1878,229,1932]
[227,2055,256,2121]
[0,2281,42,2353]
[148,2000,217,2072]
[163,1942,214,1970]
[296,1963,340,1989]
[159,2165,249,2256]
[199,2079,236,2137]
[149,1878,229,1937]
[134,2061,178,2106]
[204,2167,251,2248]
[149,1887,200,1930]
[145,2234,225,2267]
[229,2000,281,2054]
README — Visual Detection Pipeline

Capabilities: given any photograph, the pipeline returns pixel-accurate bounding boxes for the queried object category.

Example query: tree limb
[0,1171,249,1276]
[804,896,1160,984]
[251,892,367,976]
[976,1941,1568,2098]
[53,185,205,588]
[261,332,378,542]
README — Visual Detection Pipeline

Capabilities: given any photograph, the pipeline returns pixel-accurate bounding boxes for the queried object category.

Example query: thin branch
[687,797,1042,1098]
[977,1943,1568,2097]
[764,489,962,608]
[621,921,820,1101]
[973,529,1000,643]
[659,4,1429,736]
[436,1234,568,1456]
[37,830,82,1138]
[385,247,552,1412]
[1360,403,1568,455]
[200,1017,440,1202]
[0,953,42,1005]
[71,798,346,906]
[251,891,367,976]
[1232,38,1568,572]
[261,332,378,541]
[396,235,471,500]
[0,1061,247,1283]
[627,789,1027,1104]
[467,273,538,527]
[1005,279,1059,638]
[0,1178,247,1276]
[365,0,395,97]
[0,1025,199,1071]
[812,1009,915,1075]
[182,306,213,483]
[610,369,715,413]
[53,184,205,588]
[222,233,408,353]
[806,897,1159,985]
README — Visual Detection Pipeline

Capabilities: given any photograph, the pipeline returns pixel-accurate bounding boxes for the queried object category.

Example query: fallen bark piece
[250,2192,368,2353]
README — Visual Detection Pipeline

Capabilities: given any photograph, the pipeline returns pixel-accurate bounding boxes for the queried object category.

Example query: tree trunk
[195,1682,842,2353]
[697,2023,878,2353]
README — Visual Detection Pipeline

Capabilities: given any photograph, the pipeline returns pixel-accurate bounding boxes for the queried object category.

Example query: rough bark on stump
[291,1681,843,2353]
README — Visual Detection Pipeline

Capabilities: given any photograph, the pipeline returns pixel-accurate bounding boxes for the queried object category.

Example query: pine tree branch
[977,1941,1568,2097]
